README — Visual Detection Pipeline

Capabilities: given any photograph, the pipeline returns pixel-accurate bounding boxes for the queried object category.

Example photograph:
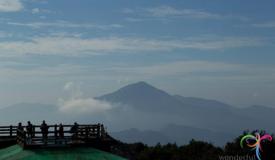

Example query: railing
[1,123,110,148]
[0,126,17,137]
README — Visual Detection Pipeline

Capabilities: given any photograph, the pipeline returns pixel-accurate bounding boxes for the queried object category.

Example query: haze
[0,0,275,108]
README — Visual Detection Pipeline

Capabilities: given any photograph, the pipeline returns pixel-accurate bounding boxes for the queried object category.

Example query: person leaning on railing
[59,123,64,138]
[26,121,33,138]
[40,120,49,144]
[17,122,24,135]
[17,122,25,145]
[70,122,79,140]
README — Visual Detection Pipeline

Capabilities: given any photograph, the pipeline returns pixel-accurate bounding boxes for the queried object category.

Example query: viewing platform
[0,123,118,151]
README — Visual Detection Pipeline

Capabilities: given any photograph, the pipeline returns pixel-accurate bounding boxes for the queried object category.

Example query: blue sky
[0,0,275,107]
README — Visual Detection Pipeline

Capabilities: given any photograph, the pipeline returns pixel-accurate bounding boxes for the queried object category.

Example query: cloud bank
[146,6,221,19]
[253,21,275,28]
[0,36,264,57]
[0,0,23,12]
[58,82,113,114]
[58,98,112,114]
[7,21,123,29]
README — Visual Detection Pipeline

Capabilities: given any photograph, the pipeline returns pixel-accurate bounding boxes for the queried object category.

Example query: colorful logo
[240,132,272,160]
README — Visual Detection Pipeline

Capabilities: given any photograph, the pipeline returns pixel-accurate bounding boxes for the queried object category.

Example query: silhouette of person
[26,121,33,138]
[54,124,58,138]
[40,120,49,144]
[17,122,25,144]
[59,123,64,138]
[70,122,79,139]
[100,124,105,138]
[17,122,24,134]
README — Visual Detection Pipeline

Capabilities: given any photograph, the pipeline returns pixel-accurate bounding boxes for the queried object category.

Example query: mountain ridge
[1,81,275,146]
[97,81,188,113]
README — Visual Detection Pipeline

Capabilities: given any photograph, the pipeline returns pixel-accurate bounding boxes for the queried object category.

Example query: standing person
[17,122,24,135]
[70,122,79,139]
[54,124,58,138]
[17,122,24,144]
[26,121,33,138]
[59,123,64,138]
[40,120,49,144]
[26,121,33,144]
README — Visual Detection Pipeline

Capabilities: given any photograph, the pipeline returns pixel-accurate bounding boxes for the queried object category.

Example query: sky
[0,0,275,108]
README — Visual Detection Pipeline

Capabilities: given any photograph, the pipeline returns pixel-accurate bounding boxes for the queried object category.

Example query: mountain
[97,81,188,113]
[98,81,275,135]
[1,82,275,146]
[159,124,235,146]
[173,95,235,119]
[173,95,233,110]
[98,82,238,131]
[111,128,171,146]
[232,105,275,133]
[112,124,235,146]
[98,82,235,113]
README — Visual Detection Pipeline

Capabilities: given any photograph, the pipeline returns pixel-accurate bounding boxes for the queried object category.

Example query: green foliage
[112,130,275,160]
[113,140,222,160]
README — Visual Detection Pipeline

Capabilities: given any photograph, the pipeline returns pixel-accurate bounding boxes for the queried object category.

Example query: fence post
[54,124,57,144]
[10,125,12,136]
[85,127,88,138]
[54,125,57,137]
[23,131,26,147]
[97,124,100,138]
[33,126,35,137]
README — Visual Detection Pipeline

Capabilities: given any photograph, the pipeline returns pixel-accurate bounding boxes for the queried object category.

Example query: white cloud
[253,22,275,28]
[0,31,13,38]
[124,6,247,22]
[58,82,113,114]
[125,17,144,22]
[0,36,264,57]
[122,8,134,14]
[7,21,123,29]
[100,61,275,83]
[0,59,274,88]
[0,0,23,12]
[31,8,40,14]
[63,81,83,99]
[58,98,113,114]
[146,6,221,19]
[124,6,221,19]
[107,61,243,77]
[30,0,48,3]
[64,81,74,91]
[30,8,55,15]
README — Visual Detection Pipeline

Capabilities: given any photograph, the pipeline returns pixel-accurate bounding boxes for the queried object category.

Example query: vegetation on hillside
[111,130,275,160]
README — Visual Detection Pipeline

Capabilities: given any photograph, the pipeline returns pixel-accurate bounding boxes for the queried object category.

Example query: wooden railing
[0,126,17,137]
[0,123,113,149]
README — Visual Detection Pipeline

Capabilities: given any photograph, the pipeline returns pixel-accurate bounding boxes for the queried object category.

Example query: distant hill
[98,82,236,131]
[112,124,235,146]
[111,128,171,146]
[1,81,275,146]
[173,95,233,111]
[97,81,187,113]
[98,81,234,115]
[98,81,275,139]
